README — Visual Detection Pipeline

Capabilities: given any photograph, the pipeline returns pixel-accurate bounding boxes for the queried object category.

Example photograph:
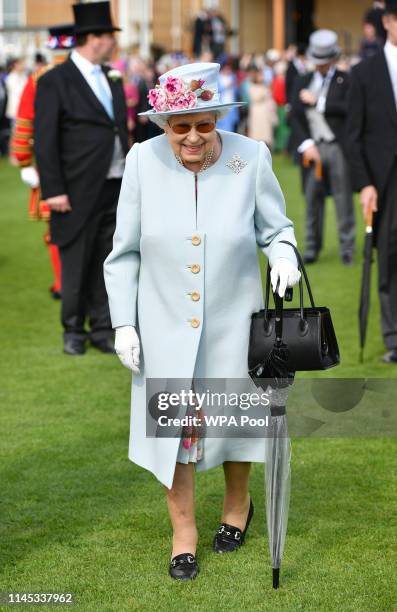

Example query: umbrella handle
[366,209,374,229]
[315,159,323,180]
[302,154,322,180]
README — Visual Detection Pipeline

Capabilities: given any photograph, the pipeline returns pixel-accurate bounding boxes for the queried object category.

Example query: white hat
[138,62,244,126]
[266,48,281,63]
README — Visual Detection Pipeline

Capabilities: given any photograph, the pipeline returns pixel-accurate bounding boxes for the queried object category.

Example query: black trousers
[59,179,121,343]
[376,163,397,350]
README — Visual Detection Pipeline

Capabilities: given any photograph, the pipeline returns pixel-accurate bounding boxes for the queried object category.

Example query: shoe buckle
[172,554,194,566]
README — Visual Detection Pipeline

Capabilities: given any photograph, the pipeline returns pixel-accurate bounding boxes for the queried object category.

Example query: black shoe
[342,253,353,266]
[303,254,318,265]
[49,287,61,300]
[213,498,254,553]
[91,338,116,354]
[169,553,199,580]
[64,338,86,355]
[383,349,397,363]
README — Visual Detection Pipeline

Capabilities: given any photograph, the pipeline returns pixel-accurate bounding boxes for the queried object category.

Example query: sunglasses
[167,120,216,135]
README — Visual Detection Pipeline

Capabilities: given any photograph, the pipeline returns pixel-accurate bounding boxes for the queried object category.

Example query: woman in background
[247,66,278,149]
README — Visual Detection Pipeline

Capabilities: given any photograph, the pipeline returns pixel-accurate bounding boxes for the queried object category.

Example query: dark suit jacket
[346,51,397,199]
[289,69,350,155]
[34,58,128,247]
[286,61,299,106]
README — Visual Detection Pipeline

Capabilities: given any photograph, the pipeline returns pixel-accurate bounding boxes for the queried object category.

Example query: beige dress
[248,83,278,147]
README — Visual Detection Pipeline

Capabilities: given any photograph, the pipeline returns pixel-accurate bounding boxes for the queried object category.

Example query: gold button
[190,318,200,328]
[191,291,200,302]
[191,264,201,274]
[191,235,201,246]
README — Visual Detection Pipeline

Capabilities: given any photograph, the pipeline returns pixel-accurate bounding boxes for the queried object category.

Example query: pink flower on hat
[183,90,198,108]
[167,90,197,111]
[147,75,214,113]
[163,76,186,97]
[148,87,168,112]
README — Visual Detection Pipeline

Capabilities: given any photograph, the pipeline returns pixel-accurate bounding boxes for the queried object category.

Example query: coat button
[191,291,200,301]
[190,318,200,328]
[191,264,201,274]
[191,235,201,246]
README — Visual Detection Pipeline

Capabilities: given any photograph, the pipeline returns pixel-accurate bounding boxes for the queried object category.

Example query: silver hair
[149,108,229,129]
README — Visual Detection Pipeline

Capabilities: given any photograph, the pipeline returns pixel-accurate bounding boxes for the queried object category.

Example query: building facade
[0,0,377,63]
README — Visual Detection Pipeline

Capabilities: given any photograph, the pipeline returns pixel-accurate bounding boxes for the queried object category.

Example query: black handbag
[248,241,340,372]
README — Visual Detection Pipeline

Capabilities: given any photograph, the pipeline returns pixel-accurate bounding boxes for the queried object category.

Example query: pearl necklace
[175,147,214,174]
[175,145,215,173]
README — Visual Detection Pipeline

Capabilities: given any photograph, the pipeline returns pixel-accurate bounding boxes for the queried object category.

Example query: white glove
[270,257,301,298]
[21,166,40,188]
[115,325,140,374]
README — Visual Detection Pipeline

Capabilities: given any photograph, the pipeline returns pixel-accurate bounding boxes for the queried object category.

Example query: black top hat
[385,0,397,14]
[48,24,75,38]
[47,23,76,50]
[72,1,121,35]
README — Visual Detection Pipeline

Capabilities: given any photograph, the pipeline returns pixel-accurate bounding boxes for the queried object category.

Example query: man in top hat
[364,1,387,43]
[290,29,356,265]
[34,2,128,355]
[347,0,397,363]
[11,24,75,300]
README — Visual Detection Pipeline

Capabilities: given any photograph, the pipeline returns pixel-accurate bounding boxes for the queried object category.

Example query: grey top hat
[307,30,341,65]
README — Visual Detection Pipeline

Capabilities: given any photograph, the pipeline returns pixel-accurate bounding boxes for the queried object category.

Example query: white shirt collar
[315,65,336,80]
[384,40,397,65]
[71,49,101,77]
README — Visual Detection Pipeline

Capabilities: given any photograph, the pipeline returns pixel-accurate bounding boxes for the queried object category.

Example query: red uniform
[11,64,62,296]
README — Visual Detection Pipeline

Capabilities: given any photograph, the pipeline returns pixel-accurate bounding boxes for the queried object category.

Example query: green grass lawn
[0,157,396,611]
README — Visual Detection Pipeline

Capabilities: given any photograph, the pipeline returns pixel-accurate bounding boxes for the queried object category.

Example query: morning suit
[104,130,298,489]
[347,47,397,350]
[290,69,356,260]
[34,55,128,343]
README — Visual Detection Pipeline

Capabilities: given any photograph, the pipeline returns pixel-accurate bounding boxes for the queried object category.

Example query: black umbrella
[359,209,374,362]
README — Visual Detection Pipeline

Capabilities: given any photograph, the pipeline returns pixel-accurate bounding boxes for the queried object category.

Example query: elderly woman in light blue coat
[104,62,300,581]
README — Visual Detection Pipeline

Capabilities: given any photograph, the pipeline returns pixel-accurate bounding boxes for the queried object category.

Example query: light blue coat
[104,130,297,489]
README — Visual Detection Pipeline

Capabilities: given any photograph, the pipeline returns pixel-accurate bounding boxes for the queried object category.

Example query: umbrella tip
[359,349,364,364]
[272,568,280,589]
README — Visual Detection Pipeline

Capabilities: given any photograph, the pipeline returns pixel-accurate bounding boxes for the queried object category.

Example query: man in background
[290,30,355,265]
[286,43,307,106]
[34,2,128,356]
[364,1,387,43]
[347,0,397,363]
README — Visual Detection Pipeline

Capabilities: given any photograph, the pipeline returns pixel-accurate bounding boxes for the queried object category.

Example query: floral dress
[176,381,205,464]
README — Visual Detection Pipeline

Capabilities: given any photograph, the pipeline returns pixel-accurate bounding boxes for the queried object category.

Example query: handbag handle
[264,240,316,328]
[280,240,316,307]
[273,279,284,342]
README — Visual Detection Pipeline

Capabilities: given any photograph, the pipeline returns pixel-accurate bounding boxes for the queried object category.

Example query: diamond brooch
[226,153,248,174]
